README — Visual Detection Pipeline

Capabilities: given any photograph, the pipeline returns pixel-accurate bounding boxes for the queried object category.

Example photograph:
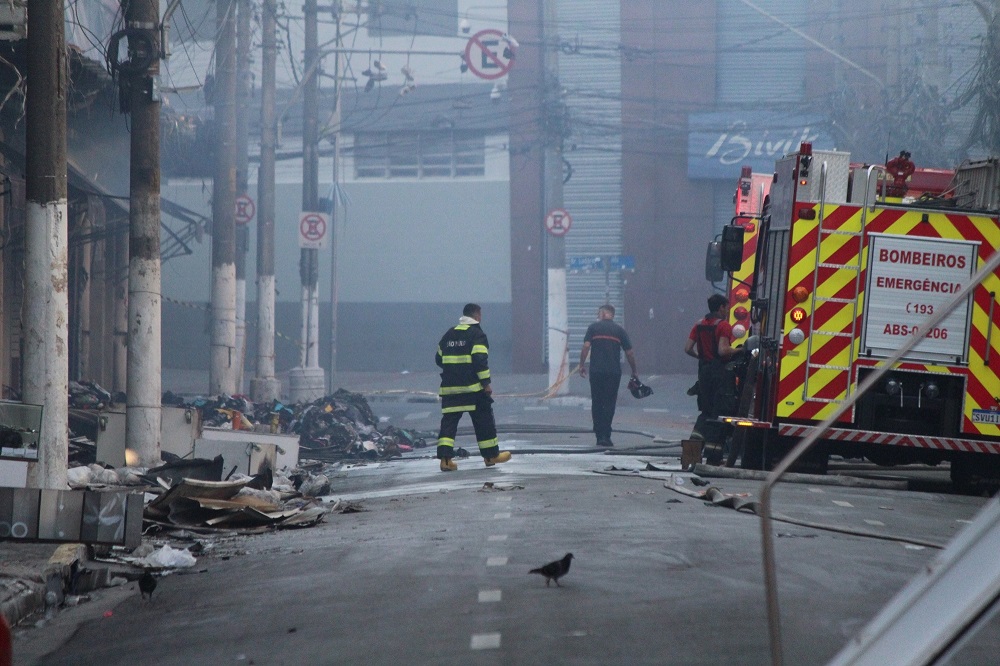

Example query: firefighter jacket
[436,318,491,413]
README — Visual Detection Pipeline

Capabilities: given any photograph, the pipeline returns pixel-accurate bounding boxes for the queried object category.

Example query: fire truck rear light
[734,287,750,303]
[790,307,807,323]
[791,286,809,303]
[734,306,749,321]
[798,208,816,220]
[922,382,940,399]
[788,328,805,345]
[799,179,808,186]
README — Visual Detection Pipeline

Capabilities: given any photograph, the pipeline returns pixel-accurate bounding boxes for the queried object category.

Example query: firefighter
[684,294,737,460]
[435,303,511,471]
[578,304,639,447]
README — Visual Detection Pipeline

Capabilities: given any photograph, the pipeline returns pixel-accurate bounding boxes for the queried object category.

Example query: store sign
[687,111,834,180]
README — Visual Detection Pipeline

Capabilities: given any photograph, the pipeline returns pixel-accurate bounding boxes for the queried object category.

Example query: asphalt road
[15,373,1000,665]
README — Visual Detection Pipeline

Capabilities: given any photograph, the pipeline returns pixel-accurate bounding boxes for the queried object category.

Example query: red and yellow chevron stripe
[775,203,1000,443]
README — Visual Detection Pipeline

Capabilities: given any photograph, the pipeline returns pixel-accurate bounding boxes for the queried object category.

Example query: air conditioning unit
[0,2,26,41]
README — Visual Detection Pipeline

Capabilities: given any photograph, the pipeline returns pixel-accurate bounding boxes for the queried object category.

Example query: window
[353,131,485,179]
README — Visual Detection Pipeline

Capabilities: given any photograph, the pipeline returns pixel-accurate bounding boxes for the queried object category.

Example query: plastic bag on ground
[141,544,197,569]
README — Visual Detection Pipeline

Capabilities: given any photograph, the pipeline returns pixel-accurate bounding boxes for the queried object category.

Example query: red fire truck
[727,166,773,343]
[717,144,1000,488]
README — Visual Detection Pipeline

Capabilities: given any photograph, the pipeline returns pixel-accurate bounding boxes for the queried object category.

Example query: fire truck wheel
[740,432,766,471]
[950,455,975,493]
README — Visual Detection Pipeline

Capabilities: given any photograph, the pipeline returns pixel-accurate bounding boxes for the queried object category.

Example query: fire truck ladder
[802,164,883,404]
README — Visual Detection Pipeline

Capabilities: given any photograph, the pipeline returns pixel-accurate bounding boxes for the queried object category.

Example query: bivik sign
[687,111,835,179]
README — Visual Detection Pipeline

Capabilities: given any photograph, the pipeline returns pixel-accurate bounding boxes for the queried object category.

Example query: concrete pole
[251,0,282,402]
[124,0,163,467]
[234,0,252,393]
[303,0,320,370]
[327,12,342,394]
[210,0,238,396]
[289,0,325,401]
[543,0,568,395]
[24,0,69,489]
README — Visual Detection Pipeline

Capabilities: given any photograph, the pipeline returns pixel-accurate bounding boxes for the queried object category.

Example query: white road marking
[494,512,511,519]
[832,500,854,507]
[488,534,508,542]
[486,556,508,566]
[478,590,502,603]
[808,487,825,493]
[404,411,431,420]
[470,633,501,650]
[643,408,670,413]
[864,519,885,526]
[957,519,973,524]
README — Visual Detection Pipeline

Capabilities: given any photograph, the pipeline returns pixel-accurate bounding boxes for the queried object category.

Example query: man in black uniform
[578,304,639,447]
[435,303,512,471]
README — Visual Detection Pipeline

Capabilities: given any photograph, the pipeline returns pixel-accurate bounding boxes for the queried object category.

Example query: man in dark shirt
[685,293,736,450]
[578,304,639,447]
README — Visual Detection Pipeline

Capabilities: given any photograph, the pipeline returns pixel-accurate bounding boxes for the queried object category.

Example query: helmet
[627,376,653,399]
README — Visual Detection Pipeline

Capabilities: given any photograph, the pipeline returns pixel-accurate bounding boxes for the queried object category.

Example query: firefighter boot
[484,451,512,467]
[440,458,458,472]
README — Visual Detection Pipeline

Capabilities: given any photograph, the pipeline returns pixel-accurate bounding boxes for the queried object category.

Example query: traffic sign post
[235,193,256,225]
[464,29,515,80]
[299,211,329,249]
[545,208,571,237]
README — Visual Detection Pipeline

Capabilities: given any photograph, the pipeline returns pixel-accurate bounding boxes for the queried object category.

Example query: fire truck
[726,166,773,343]
[716,143,1000,488]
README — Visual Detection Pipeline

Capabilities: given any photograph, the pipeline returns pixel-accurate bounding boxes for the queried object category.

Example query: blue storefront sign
[687,111,835,180]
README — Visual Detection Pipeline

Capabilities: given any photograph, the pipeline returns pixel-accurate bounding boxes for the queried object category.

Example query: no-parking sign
[299,211,329,249]
[464,29,515,80]
[545,208,572,237]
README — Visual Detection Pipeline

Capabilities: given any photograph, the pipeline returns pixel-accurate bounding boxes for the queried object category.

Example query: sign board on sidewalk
[464,29,515,80]
[299,211,329,250]
[545,208,571,237]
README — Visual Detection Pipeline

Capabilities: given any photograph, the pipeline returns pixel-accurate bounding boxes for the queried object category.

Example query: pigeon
[139,570,157,600]
[529,553,573,587]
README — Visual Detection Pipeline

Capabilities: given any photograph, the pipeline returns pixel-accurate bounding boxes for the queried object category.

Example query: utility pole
[251,0,282,402]
[289,0,325,401]
[234,0,252,392]
[543,0,568,395]
[24,0,69,488]
[124,0,163,466]
[327,10,342,393]
[210,0,238,396]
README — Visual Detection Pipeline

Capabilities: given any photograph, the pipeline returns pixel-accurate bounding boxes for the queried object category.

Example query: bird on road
[139,570,157,600]
[529,553,573,587]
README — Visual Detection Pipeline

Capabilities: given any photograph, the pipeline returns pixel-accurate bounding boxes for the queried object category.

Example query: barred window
[353,131,486,179]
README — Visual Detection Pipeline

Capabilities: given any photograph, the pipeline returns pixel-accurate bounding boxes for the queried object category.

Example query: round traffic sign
[464,29,515,81]
[300,213,327,242]
[235,194,255,225]
[545,208,571,237]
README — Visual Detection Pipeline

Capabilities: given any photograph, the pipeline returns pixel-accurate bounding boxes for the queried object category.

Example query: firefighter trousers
[436,393,499,460]
[589,371,622,443]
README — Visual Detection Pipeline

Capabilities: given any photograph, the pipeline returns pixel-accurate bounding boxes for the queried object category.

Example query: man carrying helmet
[578,304,640,448]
